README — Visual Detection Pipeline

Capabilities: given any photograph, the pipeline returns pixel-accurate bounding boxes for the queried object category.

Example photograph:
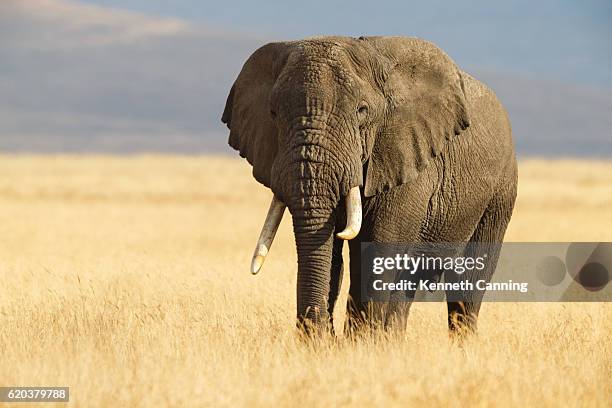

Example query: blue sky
[83,0,612,87]
[1,0,610,155]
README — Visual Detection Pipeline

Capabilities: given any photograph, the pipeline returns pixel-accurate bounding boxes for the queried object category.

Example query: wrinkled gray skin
[222,36,517,334]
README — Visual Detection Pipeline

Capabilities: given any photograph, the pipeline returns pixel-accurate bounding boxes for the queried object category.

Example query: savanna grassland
[0,156,610,407]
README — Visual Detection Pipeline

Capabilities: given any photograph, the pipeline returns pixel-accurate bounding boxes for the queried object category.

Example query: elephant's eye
[270,109,277,119]
[357,104,368,117]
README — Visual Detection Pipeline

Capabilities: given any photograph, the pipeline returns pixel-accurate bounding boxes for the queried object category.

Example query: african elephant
[222,36,517,334]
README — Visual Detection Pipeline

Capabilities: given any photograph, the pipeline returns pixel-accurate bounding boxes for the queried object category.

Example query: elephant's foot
[447,301,479,337]
[342,301,411,339]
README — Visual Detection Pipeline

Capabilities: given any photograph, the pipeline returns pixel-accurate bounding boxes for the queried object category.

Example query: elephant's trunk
[292,199,335,328]
[267,122,363,330]
[288,171,360,329]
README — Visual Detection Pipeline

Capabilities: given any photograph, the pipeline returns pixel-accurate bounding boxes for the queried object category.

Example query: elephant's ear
[221,42,293,188]
[363,37,470,197]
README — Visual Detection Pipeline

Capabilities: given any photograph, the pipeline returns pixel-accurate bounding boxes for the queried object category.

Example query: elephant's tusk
[250,195,286,275]
[336,186,362,240]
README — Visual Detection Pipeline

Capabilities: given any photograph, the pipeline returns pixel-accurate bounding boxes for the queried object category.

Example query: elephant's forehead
[286,42,357,86]
[298,39,343,56]
[298,38,355,60]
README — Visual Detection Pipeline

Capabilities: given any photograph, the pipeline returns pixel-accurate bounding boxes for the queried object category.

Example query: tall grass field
[0,156,610,407]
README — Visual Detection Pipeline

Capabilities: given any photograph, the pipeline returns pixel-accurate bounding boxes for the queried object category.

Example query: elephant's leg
[345,237,388,332]
[383,298,411,331]
[346,237,368,333]
[446,185,516,333]
[345,192,424,333]
[327,237,344,335]
[345,239,412,333]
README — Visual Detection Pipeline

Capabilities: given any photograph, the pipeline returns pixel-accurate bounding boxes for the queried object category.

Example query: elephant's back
[461,71,513,152]
[459,71,516,177]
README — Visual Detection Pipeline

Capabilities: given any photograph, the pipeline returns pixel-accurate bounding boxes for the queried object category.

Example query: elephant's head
[222,36,470,327]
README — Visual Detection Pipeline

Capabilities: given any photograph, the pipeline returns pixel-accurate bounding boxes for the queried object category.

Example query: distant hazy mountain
[1,0,610,156]
[474,71,612,157]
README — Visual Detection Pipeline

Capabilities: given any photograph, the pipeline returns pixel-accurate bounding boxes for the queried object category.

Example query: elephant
[221,36,517,335]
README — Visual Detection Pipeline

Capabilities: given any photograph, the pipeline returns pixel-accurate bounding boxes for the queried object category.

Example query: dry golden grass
[0,155,610,407]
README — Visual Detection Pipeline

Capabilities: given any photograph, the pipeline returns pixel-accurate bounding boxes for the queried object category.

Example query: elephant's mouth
[249,186,362,274]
